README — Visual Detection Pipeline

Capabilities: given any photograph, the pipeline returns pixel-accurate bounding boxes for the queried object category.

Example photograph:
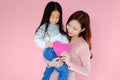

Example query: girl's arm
[61,35,69,44]
[43,56,63,68]
[34,24,47,49]
[61,45,90,76]
[34,35,45,49]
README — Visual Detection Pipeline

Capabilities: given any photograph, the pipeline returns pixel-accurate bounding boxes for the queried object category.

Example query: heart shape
[53,41,70,56]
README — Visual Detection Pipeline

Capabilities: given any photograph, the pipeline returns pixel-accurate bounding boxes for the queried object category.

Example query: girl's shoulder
[37,23,47,32]
[40,23,47,28]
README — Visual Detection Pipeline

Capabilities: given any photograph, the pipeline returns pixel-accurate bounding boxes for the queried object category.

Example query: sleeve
[68,44,91,76]
[58,34,69,44]
[62,35,69,44]
[34,25,46,49]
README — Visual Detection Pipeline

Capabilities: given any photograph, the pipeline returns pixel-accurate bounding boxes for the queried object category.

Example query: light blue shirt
[34,23,69,49]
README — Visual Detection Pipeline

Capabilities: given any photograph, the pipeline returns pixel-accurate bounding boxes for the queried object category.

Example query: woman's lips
[68,32,72,35]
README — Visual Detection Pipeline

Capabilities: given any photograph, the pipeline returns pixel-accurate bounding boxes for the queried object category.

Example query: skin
[49,10,60,24]
[66,20,85,41]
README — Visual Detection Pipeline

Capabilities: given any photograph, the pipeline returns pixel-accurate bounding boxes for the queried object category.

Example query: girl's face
[50,10,60,24]
[67,20,84,37]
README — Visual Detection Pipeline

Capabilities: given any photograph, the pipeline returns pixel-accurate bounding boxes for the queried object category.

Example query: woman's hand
[48,57,63,68]
[45,41,53,47]
[60,52,71,65]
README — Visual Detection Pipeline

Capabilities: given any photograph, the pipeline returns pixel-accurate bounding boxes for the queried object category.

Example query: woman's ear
[81,28,85,32]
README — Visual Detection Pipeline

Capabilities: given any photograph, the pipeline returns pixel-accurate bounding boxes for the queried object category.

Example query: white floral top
[34,23,69,49]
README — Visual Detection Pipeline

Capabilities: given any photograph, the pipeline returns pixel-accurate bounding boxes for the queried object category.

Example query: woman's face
[67,20,82,37]
[49,10,60,24]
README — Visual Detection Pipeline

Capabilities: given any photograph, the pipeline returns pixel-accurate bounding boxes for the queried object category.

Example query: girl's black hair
[35,1,66,35]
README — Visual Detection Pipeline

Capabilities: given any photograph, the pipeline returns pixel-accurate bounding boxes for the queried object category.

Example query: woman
[60,10,92,80]
[50,10,92,80]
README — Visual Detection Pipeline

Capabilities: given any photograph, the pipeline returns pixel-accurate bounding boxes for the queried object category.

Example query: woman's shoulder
[80,37,89,47]
[72,37,90,55]
[72,37,89,48]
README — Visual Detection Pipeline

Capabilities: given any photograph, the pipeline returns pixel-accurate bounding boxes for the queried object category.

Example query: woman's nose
[68,28,72,32]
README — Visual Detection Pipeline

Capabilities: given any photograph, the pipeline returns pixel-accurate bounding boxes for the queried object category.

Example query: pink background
[0,0,120,80]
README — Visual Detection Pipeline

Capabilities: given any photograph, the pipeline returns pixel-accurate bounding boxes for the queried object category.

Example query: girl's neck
[49,23,56,25]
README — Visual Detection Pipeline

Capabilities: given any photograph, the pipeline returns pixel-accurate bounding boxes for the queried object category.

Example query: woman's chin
[68,32,73,36]
[68,34,72,37]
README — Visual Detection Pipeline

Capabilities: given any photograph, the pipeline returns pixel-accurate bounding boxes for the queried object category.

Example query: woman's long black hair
[35,1,66,35]
[66,11,93,59]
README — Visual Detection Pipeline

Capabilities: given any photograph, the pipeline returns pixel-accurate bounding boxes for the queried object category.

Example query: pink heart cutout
[53,41,69,56]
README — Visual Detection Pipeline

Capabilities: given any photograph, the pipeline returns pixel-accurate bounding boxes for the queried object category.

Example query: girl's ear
[81,28,85,32]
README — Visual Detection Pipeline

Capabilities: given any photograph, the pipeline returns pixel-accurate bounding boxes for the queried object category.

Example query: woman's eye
[74,29,77,30]
[51,16,54,18]
[67,24,70,26]
[68,25,71,28]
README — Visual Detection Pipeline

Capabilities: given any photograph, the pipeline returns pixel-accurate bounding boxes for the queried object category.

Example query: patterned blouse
[34,23,69,49]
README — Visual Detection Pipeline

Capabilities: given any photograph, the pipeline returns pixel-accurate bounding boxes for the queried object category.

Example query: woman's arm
[61,45,90,76]
[43,56,63,68]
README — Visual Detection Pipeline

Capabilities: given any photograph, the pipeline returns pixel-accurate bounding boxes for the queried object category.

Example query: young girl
[60,10,92,80]
[34,1,69,80]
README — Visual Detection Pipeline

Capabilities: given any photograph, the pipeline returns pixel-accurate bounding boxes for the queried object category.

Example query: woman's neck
[71,36,80,42]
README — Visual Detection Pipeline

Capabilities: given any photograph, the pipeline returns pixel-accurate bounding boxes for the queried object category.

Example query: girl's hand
[60,52,71,65]
[48,57,63,68]
[45,41,53,47]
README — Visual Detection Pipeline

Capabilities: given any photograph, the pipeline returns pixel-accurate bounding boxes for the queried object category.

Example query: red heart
[53,41,69,56]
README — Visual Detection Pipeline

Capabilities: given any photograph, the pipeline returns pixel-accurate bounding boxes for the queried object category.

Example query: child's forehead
[51,10,60,16]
